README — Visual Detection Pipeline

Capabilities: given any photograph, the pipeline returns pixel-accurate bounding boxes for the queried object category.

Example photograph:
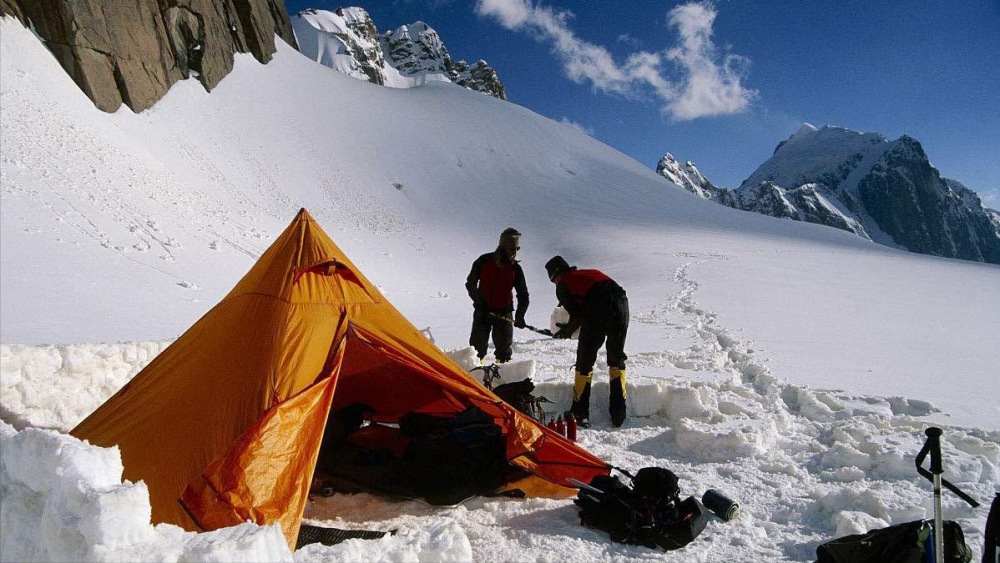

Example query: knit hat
[545,255,571,281]
[499,228,521,250]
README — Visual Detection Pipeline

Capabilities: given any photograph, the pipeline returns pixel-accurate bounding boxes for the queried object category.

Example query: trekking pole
[926,428,945,563]
[567,477,605,496]
[915,427,980,563]
[489,312,554,337]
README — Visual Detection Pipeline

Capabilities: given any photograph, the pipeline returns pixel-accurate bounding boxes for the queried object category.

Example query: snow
[1,16,999,562]
[744,124,889,190]
[0,421,294,562]
[0,341,172,431]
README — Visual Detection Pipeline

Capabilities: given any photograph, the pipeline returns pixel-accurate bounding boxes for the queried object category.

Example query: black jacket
[466,249,529,319]
[555,268,624,334]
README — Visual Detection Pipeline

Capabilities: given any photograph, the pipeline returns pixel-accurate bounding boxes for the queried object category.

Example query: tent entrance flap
[180,341,346,549]
[331,329,470,419]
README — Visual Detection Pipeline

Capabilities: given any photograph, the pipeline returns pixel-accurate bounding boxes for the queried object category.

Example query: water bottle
[566,414,578,442]
[702,489,740,521]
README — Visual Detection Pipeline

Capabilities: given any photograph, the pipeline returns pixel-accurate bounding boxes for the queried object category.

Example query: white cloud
[617,33,641,48]
[664,2,756,119]
[476,0,757,121]
[559,116,594,136]
[982,189,998,205]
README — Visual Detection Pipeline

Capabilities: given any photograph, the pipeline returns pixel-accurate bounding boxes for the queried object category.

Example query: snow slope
[2,17,999,562]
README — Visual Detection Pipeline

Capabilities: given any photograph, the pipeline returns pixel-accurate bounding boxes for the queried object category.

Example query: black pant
[470,307,513,362]
[575,292,628,374]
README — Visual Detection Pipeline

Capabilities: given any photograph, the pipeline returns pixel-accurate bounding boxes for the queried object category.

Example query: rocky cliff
[657,125,1000,264]
[292,7,505,100]
[1,0,297,113]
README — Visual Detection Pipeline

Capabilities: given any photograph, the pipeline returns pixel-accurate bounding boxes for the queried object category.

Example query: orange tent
[72,209,609,549]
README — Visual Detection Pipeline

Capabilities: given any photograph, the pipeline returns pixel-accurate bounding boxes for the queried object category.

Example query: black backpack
[816,519,973,563]
[493,379,553,422]
[398,407,509,505]
[474,364,553,423]
[574,467,708,551]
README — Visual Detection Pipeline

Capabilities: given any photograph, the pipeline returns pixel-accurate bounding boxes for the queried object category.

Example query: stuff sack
[398,407,509,505]
[574,468,708,551]
[816,519,973,563]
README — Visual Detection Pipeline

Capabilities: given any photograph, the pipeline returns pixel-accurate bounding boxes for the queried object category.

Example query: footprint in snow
[177,280,199,290]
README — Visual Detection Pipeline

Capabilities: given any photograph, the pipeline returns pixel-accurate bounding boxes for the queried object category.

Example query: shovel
[489,312,554,337]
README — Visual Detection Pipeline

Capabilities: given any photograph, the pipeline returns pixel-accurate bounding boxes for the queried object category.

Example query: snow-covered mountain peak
[297,7,376,37]
[292,8,385,84]
[336,6,371,24]
[384,20,450,75]
[663,123,1000,262]
[292,7,506,99]
[655,153,721,199]
[748,125,890,192]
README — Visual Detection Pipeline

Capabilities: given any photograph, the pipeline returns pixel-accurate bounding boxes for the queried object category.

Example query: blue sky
[285,0,1000,204]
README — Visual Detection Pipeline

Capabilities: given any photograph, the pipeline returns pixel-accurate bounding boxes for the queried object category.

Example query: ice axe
[489,312,553,337]
[915,427,979,563]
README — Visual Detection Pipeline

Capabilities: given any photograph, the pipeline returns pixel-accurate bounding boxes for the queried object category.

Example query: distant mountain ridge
[292,7,506,99]
[657,124,1000,264]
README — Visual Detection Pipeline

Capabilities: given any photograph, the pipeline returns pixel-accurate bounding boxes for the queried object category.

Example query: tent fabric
[71,209,610,550]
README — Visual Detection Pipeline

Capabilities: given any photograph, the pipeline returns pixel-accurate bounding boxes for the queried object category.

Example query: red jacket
[555,268,623,332]
[466,250,529,316]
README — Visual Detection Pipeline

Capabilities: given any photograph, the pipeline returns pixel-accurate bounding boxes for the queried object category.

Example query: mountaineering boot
[570,370,592,427]
[609,367,627,428]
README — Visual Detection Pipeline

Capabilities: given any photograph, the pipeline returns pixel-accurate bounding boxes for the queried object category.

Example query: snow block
[0,421,293,562]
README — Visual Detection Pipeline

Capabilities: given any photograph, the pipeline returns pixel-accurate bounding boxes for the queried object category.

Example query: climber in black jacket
[466,228,529,364]
[545,255,628,427]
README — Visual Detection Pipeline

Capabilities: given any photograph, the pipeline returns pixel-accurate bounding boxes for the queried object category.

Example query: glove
[553,323,573,339]
[514,315,526,329]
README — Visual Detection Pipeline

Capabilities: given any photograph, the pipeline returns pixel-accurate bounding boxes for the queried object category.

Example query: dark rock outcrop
[0,0,24,21]
[857,137,1000,263]
[447,59,506,100]
[3,0,298,113]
